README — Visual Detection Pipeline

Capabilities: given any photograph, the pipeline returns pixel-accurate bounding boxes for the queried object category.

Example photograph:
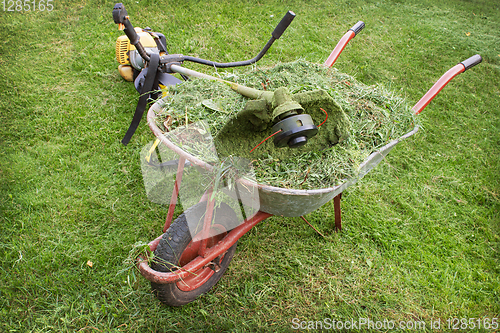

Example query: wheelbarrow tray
[147,101,419,217]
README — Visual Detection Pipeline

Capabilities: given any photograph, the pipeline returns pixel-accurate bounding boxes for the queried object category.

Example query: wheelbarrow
[111,3,482,306]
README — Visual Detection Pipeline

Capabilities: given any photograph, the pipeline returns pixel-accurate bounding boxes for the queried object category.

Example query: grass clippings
[153,61,417,189]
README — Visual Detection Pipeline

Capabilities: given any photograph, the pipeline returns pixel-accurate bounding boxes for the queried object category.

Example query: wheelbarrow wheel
[150,201,238,306]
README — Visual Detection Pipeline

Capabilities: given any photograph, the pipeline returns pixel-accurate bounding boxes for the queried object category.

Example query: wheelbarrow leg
[300,192,343,236]
[199,188,216,257]
[163,156,187,232]
[334,192,342,232]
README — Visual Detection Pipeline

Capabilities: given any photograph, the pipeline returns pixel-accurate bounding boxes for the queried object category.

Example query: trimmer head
[272,114,318,148]
[214,88,351,159]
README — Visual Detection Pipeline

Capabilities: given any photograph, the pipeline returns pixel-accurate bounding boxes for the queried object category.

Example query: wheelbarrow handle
[412,54,482,115]
[461,54,483,71]
[324,21,365,68]
[349,21,365,36]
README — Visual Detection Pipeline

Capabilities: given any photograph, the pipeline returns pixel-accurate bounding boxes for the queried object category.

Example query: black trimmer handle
[461,54,482,71]
[113,3,151,62]
[349,21,365,36]
[113,3,139,45]
[272,11,296,39]
[183,10,296,68]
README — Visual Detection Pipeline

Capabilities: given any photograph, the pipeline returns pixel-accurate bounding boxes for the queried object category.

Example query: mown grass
[0,0,499,332]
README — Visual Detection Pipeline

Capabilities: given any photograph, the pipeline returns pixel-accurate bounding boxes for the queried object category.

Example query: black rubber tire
[151,202,238,306]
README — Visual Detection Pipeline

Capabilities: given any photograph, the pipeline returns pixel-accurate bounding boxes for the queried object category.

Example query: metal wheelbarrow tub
[147,101,420,217]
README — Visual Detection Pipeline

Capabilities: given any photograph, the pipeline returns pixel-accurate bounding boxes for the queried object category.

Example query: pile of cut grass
[153,61,417,189]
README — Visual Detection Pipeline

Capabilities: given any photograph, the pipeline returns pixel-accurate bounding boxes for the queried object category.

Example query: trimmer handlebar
[182,10,295,68]
[112,3,138,44]
[113,3,151,62]
[112,3,295,69]
[272,11,296,39]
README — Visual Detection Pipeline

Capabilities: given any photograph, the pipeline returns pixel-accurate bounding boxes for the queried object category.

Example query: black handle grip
[272,11,296,39]
[461,54,482,71]
[112,3,126,24]
[349,21,365,35]
[113,3,139,45]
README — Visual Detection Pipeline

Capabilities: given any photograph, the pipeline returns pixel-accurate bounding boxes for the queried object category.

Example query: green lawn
[1,0,499,332]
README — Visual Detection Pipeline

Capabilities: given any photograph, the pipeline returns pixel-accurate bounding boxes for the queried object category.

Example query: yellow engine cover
[116,35,131,65]
[118,65,134,82]
[115,28,158,65]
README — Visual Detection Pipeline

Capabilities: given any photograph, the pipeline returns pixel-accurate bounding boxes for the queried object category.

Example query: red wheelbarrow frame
[136,24,482,285]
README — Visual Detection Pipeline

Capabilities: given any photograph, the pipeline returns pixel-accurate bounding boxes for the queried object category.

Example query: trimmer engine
[115,28,164,82]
